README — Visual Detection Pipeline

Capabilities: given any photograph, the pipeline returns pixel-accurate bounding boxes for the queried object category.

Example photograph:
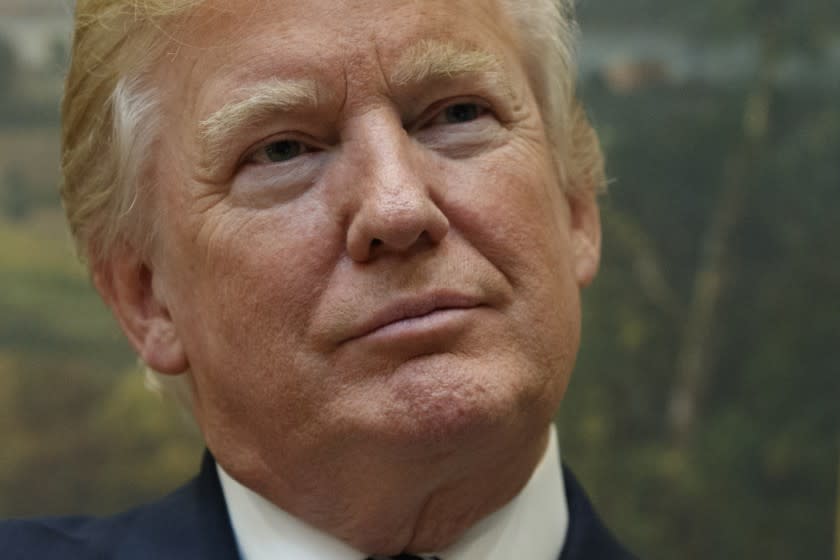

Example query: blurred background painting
[0,1,838,558]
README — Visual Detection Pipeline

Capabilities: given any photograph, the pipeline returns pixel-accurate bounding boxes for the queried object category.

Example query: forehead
[160,0,522,108]
[179,0,513,51]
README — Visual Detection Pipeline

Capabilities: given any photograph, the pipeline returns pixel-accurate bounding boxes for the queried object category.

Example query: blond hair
[61,0,605,402]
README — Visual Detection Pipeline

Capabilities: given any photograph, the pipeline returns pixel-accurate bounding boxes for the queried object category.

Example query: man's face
[136,0,599,542]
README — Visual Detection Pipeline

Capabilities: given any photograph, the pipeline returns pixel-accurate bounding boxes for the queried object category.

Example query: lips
[343,291,484,343]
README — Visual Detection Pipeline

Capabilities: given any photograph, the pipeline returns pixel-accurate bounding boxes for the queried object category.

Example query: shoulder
[0,516,108,559]
[0,483,197,560]
[0,452,239,560]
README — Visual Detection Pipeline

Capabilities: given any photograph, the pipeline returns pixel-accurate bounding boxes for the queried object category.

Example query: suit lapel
[115,450,241,560]
[188,451,243,559]
[558,467,637,560]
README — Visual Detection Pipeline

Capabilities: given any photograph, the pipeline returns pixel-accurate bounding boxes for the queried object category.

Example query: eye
[442,102,486,124]
[412,99,502,158]
[427,102,490,127]
[248,139,310,165]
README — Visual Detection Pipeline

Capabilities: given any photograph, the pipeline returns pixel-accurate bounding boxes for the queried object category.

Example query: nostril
[371,238,383,249]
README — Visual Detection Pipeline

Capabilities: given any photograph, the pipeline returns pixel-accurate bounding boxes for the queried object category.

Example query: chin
[371,353,559,454]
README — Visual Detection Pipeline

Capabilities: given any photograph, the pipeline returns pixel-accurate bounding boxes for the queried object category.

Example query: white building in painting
[0,1,73,69]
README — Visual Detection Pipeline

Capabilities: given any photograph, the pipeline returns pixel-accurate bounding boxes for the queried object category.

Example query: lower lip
[360,307,479,345]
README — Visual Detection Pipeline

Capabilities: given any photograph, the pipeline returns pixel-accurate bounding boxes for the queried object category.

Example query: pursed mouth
[343,292,484,344]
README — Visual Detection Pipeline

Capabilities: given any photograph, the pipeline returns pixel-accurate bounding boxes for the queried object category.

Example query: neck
[224,426,552,556]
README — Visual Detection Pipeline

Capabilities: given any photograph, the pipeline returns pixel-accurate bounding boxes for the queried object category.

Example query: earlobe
[568,191,602,288]
[93,251,189,375]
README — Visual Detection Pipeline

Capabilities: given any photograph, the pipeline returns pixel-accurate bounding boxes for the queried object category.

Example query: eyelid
[239,132,324,168]
[411,97,495,132]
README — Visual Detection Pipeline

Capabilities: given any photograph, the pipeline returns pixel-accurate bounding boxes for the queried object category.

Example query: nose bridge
[363,116,423,202]
[346,110,449,262]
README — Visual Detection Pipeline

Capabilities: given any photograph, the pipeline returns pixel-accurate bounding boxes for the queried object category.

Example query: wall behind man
[0,1,204,518]
[560,2,840,559]
[0,2,837,559]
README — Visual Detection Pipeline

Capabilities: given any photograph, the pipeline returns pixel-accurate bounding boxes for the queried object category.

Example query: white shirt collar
[217,426,568,560]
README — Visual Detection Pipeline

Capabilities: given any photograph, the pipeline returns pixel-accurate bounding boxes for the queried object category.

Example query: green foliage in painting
[0,2,837,558]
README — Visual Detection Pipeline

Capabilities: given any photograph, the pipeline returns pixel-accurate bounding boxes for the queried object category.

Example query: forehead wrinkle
[197,78,322,171]
[389,39,506,89]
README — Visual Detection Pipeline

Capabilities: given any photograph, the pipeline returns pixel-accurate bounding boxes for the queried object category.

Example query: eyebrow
[196,42,509,173]
[197,78,320,171]
[390,39,507,88]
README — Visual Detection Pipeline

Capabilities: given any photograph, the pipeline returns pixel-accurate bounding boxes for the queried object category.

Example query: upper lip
[344,291,483,343]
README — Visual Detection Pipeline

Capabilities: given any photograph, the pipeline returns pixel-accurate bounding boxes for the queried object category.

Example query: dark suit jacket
[1,452,636,559]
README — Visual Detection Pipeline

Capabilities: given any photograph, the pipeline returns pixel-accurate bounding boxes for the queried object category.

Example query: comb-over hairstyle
[61,0,604,404]
[62,1,201,265]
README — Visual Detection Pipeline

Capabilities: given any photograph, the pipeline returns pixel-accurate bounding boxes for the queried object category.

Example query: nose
[346,119,450,263]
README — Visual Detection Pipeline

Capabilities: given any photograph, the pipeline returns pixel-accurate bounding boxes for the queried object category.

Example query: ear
[93,250,188,375]
[567,190,601,288]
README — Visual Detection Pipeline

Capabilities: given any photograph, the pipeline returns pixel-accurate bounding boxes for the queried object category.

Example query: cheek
[437,147,574,285]
[437,147,582,369]
[165,198,342,374]
[162,201,348,446]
